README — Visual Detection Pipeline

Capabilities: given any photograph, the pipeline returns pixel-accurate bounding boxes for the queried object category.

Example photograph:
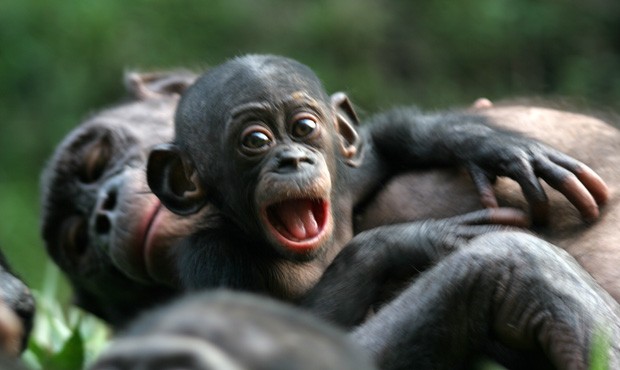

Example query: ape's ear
[124,71,198,100]
[331,92,363,167]
[147,143,207,215]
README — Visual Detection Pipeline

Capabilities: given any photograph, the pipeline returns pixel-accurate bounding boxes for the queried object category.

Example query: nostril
[279,156,300,169]
[95,214,111,235]
[278,155,313,171]
[92,178,123,239]
[102,189,117,211]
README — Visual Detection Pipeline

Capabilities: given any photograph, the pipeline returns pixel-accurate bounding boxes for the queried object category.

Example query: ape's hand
[368,108,609,224]
[459,129,609,224]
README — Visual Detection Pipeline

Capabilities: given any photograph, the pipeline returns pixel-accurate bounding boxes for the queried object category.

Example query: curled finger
[467,164,499,209]
[509,158,549,225]
[535,157,600,221]
[548,152,610,205]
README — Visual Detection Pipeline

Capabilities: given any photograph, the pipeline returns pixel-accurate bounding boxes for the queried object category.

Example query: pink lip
[133,200,162,279]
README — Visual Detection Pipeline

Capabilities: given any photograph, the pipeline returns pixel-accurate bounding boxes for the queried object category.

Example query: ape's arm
[361,107,609,223]
[301,216,620,369]
[354,232,620,370]
[299,208,526,327]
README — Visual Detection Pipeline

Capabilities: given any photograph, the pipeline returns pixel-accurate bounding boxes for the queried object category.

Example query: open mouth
[263,198,330,253]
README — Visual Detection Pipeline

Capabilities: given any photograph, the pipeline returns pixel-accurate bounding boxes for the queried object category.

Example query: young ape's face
[229,89,336,257]
[149,55,361,262]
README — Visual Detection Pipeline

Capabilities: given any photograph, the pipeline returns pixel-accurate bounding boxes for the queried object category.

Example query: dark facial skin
[40,71,203,327]
[0,250,34,357]
[211,86,339,260]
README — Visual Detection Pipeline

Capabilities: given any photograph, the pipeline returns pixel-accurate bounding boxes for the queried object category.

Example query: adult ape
[0,250,35,357]
[355,101,620,300]
[147,54,605,297]
[40,71,202,327]
[90,233,620,369]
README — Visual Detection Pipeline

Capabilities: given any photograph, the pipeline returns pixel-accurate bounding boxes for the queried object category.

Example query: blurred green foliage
[0,1,617,368]
[23,268,109,370]
[1,0,619,294]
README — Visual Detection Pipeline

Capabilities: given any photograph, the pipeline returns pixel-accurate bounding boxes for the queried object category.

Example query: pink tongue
[274,200,320,241]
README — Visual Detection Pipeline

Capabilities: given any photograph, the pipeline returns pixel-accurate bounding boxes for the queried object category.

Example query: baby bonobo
[144,55,619,368]
[147,54,603,298]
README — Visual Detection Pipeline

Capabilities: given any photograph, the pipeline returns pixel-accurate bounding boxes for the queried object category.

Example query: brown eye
[79,136,112,183]
[60,217,88,263]
[240,125,273,154]
[291,116,318,138]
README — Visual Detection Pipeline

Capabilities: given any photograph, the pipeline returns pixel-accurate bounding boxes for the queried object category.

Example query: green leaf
[22,340,46,369]
[45,326,85,370]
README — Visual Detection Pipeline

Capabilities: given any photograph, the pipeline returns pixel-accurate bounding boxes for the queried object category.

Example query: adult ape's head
[148,55,361,261]
[40,71,204,326]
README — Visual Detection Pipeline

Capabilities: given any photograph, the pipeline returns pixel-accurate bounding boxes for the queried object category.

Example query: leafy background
[0,0,619,368]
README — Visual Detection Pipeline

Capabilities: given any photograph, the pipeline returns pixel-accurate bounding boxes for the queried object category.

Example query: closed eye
[78,134,112,183]
[59,216,88,266]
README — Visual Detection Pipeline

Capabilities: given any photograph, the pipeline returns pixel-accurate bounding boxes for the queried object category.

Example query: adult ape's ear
[124,71,198,100]
[147,144,207,215]
[331,92,363,167]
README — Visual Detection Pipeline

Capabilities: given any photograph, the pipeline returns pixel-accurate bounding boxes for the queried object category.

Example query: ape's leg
[352,232,620,370]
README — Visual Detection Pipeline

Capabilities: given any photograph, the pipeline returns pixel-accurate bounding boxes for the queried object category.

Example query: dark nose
[91,176,123,241]
[275,147,314,173]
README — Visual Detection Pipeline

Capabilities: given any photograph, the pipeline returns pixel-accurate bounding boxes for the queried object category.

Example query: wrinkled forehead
[178,56,329,128]
[174,56,332,163]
